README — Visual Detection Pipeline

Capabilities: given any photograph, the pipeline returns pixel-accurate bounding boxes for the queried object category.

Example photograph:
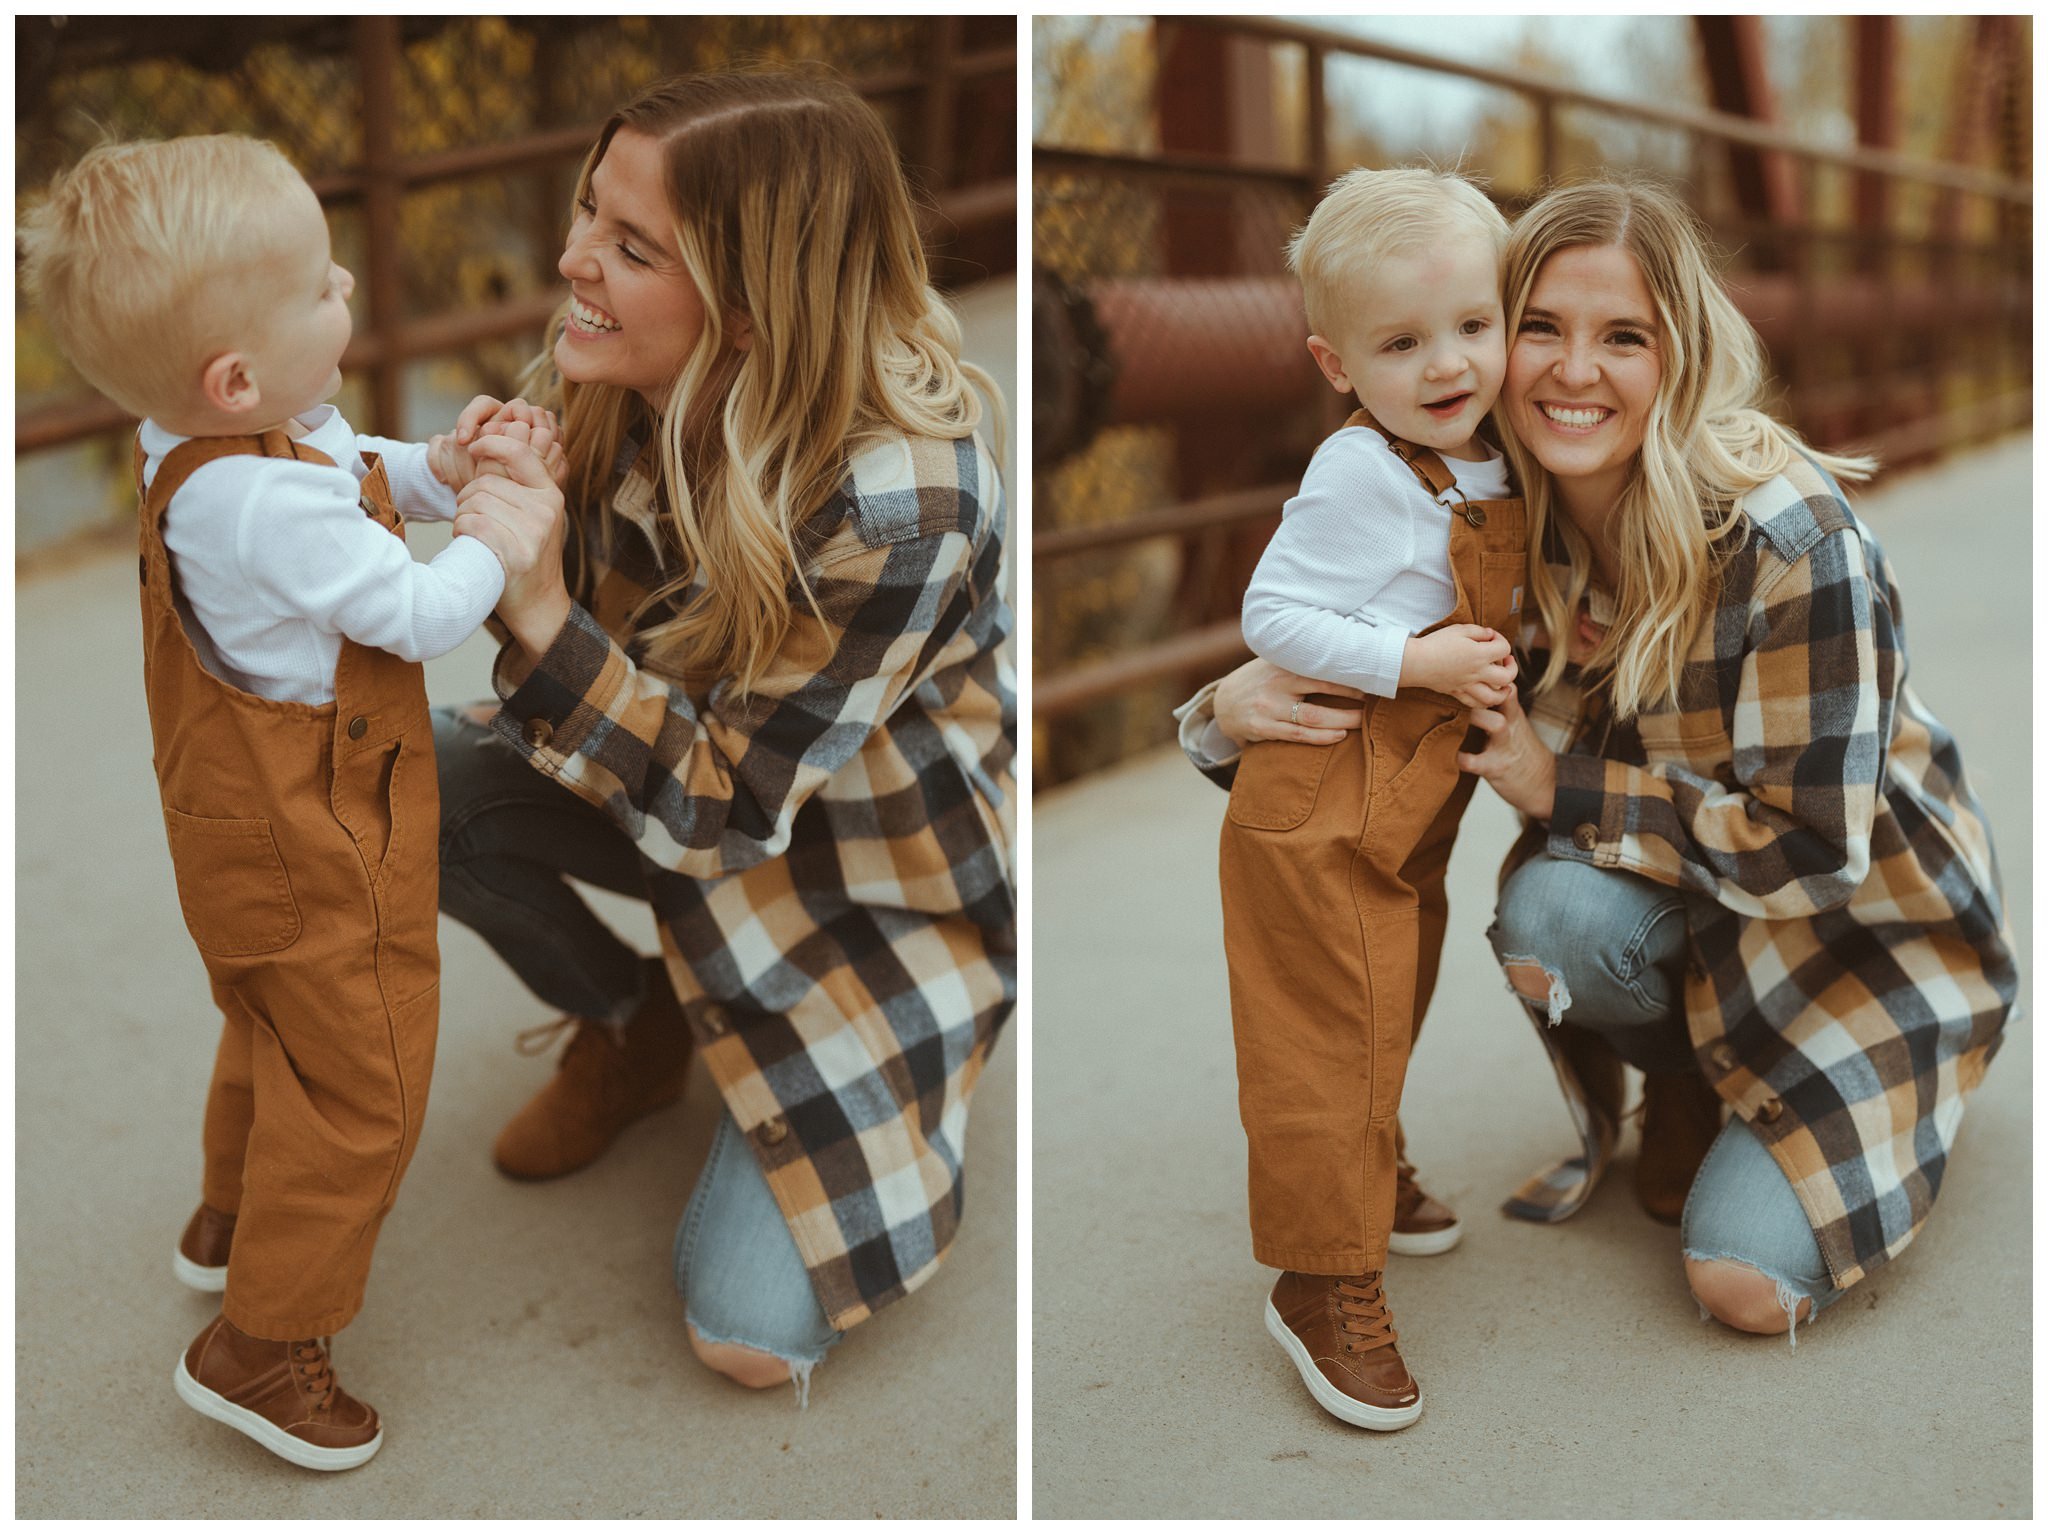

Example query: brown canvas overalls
[137,432,440,1340]
[1219,408,1526,1274]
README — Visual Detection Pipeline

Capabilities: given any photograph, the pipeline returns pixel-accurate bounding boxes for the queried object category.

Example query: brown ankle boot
[492,957,694,1180]
[173,1314,382,1471]
[1265,1270,1422,1430]
[174,1203,236,1293]
[1635,1070,1725,1224]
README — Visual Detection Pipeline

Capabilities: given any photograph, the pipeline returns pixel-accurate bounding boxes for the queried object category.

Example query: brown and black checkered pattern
[488,427,1014,1329]
[1519,453,2016,1291]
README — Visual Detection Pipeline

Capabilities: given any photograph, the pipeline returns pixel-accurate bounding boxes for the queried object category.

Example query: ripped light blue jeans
[1488,852,1844,1340]
[433,705,842,1394]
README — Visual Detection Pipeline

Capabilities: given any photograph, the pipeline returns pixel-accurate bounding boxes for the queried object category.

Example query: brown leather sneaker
[173,1203,236,1292]
[173,1314,382,1471]
[1387,1162,1462,1257]
[1635,1070,1725,1224]
[492,957,694,1180]
[1264,1270,1422,1430]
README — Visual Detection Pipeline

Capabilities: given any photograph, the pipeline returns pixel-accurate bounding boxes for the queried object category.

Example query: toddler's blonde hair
[19,134,312,419]
[1286,165,1511,339]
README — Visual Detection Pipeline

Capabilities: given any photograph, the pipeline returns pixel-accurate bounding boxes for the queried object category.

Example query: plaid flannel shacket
[487,426,1014,1330]
[1508,454,2016,1291]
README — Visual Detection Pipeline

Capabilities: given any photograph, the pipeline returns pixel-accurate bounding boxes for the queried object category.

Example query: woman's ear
[200,351,262,417]
[727,313,754,354]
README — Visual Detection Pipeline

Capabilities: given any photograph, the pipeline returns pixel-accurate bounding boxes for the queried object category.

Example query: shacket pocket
[162,808,303,958]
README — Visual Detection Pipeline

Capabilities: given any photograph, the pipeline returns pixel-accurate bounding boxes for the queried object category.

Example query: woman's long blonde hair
[525,70,999,693]
[1501,177,1874,717]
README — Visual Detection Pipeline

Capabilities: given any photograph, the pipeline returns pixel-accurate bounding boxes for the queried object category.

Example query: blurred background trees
[16,15,1016,560]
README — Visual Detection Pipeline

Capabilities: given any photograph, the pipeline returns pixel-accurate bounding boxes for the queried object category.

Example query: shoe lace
[1332,1272,1397,1355]
[290,1338,337,1413]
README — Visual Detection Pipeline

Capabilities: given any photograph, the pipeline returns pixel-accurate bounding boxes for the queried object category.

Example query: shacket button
[1571,823,1600,852]
[523,717,553,749]
[701,1004,729,1035]
[1756,1096,1784,1123]
[757,1115,789,1146]
[347,715,369,740]
[1709,1041,1737,1072]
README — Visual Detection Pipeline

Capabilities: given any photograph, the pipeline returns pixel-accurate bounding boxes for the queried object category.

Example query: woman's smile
[568,294,622,335]
[1533,400,1617,432]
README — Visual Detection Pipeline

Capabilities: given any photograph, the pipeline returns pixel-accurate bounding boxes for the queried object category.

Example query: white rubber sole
[1264,1300,1423,1431]
[1386,1217,1464,1258]
[172,1248,228,1292]
[173,1355,382,1472]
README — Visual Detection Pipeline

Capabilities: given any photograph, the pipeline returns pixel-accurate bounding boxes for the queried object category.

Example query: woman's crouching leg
[673,1110,844,1402]
[1680,1117,1844,1345]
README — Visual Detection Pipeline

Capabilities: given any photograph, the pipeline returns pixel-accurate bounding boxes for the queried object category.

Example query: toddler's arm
[1239,434,1421,697]
[232,456,505,662]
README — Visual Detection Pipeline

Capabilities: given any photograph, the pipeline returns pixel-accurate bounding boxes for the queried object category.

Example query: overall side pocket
[162,808,303,957]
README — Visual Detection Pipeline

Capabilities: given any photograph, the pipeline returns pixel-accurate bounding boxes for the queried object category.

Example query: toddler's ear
[1305,335,1352,396]
[200,351,262,418]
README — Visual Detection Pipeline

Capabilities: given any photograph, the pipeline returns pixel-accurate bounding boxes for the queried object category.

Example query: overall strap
[142,430,341,527]
[1345,407,1486,527]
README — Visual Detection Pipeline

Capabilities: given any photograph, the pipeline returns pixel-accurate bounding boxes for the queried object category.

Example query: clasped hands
[427,394,575,657]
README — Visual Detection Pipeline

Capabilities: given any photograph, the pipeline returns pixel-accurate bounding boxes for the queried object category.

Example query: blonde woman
[1185,177,2013,1342]
[438,72,1011,1398]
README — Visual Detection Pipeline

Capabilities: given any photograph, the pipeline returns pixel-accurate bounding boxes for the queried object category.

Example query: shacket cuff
[490,600,623,777]
[1546,751,1622,866]
[1172,679,1240,789]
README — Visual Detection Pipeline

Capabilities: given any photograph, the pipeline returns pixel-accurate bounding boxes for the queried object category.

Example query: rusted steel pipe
[1033,620,1250,720]
[1035,268,2030,465]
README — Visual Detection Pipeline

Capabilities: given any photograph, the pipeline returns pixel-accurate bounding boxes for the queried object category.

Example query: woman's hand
[1457,690,1558,821]
[453,435,572,659]
[1213,656,1365,747]
[474,411,569,490]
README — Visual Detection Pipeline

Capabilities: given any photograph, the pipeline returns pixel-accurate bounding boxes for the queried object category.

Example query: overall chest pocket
[162,808,303,958]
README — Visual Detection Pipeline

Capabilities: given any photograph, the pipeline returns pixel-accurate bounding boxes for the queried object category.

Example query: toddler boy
[21,134,537,1470]
[1219,166,1526,1431]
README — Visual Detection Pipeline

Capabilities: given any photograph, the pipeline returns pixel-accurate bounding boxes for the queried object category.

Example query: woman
[1183,177,2014,1339]
[438,71,1013,1398]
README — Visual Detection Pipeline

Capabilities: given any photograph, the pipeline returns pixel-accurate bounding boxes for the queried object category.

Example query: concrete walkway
[14,280,1017,1518]
[1032,435,2032,1519]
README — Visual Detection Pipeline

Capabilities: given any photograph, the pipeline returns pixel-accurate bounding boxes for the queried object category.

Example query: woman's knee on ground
[1684,1256,1811,1334]
[687,1325,792,1388]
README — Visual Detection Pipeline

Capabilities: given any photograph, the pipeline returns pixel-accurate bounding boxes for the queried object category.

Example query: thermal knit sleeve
[1547,520,1891,920]
[489,455,995,879]
[1239,430,1419,698]
[235,457,505,662]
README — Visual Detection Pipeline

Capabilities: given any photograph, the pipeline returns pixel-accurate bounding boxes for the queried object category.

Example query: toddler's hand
[473,403,569,489]
[427,431,481,492]
[1401,624,1517,702]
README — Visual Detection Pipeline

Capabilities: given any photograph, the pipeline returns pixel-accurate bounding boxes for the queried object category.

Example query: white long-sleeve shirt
[1241,424,1511,698]
[139,404,505,704]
